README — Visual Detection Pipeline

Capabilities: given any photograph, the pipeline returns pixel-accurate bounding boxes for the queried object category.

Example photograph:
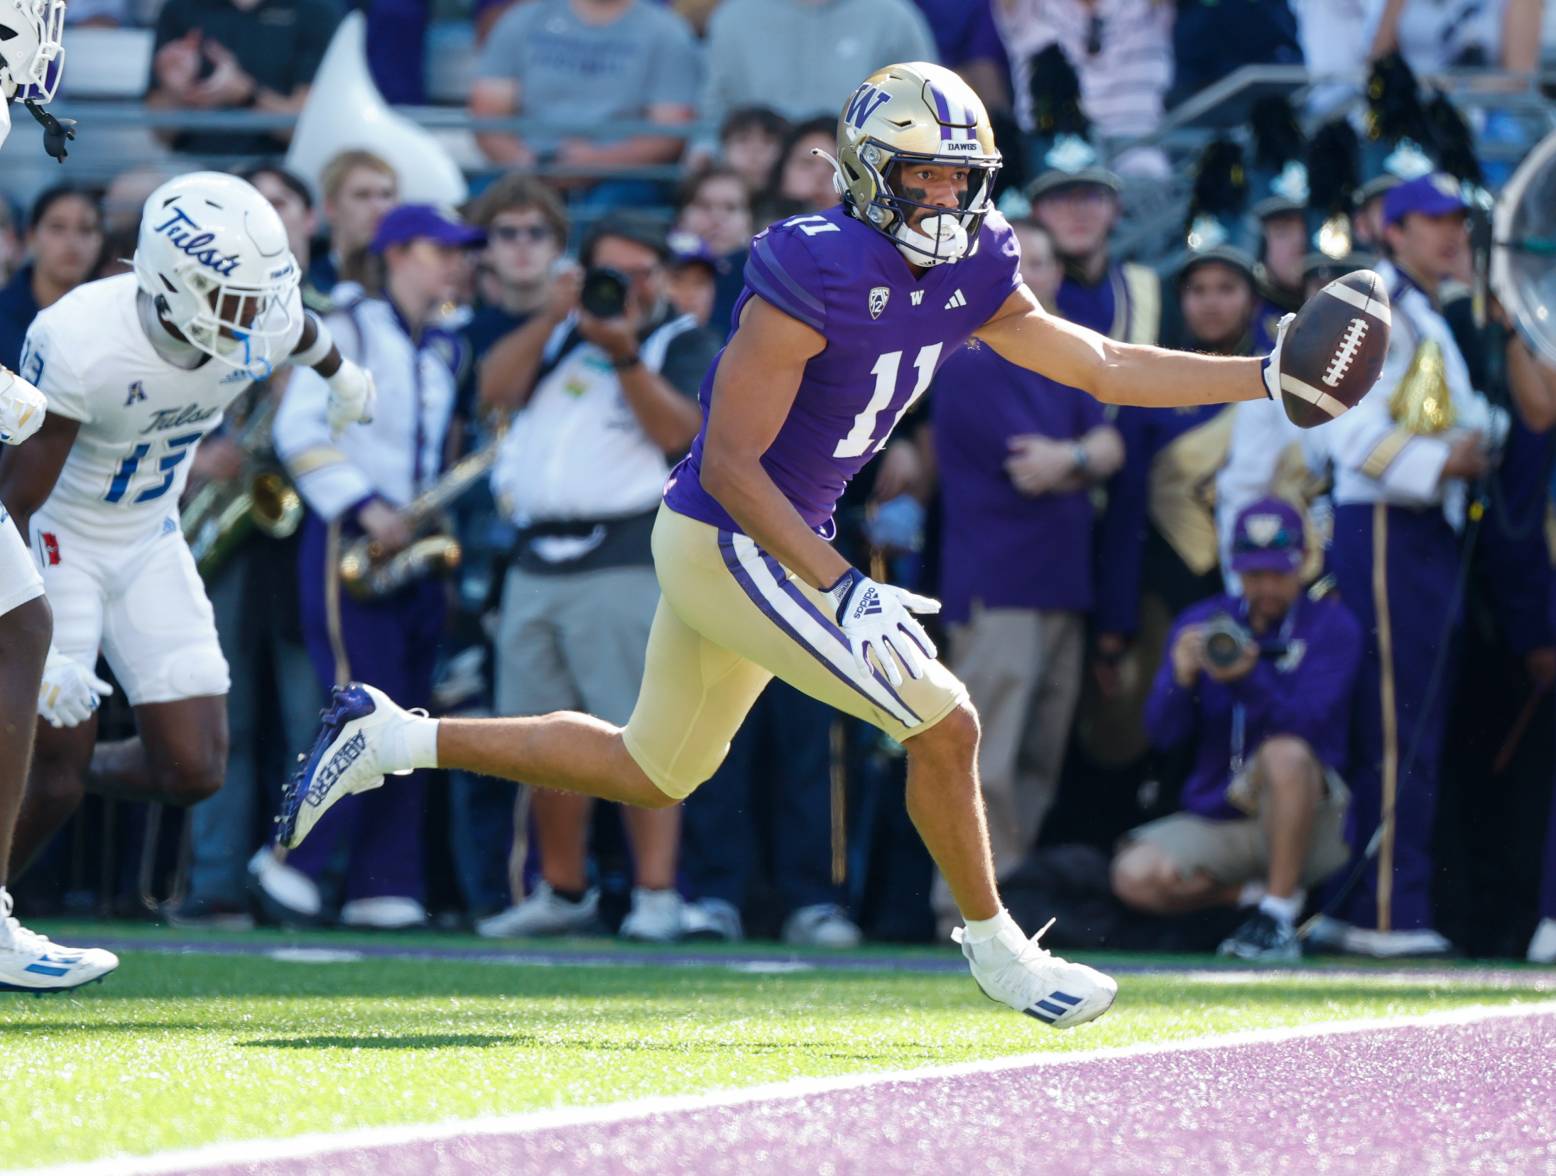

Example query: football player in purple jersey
[278,62,1313,1027]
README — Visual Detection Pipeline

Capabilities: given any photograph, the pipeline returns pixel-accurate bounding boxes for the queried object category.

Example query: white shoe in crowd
[681,897,744,943]
[1526,918,1556,965]
[782,903,862,949]
[619,887,684,943]
[476,882,600,939]
[248,847,323,923]
[0,890,118,994]
[340,896,427,930]
[954,913,1117,1029]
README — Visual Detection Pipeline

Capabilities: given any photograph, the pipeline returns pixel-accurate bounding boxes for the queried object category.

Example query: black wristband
[611,352,643,371]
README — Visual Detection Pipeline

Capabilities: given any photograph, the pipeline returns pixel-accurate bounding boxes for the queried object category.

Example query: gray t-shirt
[477,0,704,153]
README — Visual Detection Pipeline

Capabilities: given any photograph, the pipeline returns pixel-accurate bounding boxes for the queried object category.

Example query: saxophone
[181,393,303,578]
[337,439,500,600]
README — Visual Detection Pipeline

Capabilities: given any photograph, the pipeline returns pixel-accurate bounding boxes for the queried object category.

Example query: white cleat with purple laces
[954,916,1117,1029]
[276,683,418,850]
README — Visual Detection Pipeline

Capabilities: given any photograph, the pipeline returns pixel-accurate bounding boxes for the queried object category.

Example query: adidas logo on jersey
[944,289,967,310]
[910,290,924,307]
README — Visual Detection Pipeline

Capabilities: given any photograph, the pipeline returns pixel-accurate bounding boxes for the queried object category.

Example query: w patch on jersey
[869,286,890,320]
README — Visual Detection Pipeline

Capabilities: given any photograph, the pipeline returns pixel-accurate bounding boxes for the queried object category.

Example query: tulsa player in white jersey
[0,170,375,894]
[0,0,123,992]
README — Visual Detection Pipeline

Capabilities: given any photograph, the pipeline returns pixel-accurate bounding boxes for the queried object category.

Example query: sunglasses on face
[491,225,554,243]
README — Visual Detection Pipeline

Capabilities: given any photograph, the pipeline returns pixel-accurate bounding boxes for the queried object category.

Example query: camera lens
[580,267,629,319]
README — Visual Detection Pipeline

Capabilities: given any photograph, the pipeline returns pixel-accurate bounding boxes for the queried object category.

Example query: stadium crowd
[3,0,1556,966]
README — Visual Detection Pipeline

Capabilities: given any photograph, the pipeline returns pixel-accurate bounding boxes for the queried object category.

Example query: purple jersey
[663,204,1023,535]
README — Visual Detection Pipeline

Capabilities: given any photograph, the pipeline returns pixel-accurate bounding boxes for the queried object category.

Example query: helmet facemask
[172,264,298,380]
[844,142,1000,266]
[0,0,65,102]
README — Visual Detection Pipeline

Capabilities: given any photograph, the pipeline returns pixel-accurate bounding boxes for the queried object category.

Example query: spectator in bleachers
[665,237,719,328]
[717,107,790,197]
[995,0,1172,174]
[363,0,430,106]
[170,164,327,927]
[1368,0,1544,73]
[768,116,844,219]
[463,175,570,359]
[310,149,399,298]
[1171,0,1301,107]
[64,0,126,26]
[1110,497,1361,962]
[476,212,717,943]
[927,219,1123,936]
[913,0,1011,111]
[674,164,753,332]
[1314,174,1504,957]
[698,0,937,155]
[256,203,483,929]
[470,0,702,206]
[0,186,102,373]
[145,0,340,157]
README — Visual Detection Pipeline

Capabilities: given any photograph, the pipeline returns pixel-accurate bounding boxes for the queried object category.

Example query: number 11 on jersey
[833,343,942,459]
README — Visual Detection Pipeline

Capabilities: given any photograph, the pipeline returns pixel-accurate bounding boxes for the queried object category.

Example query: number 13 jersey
[663,204,1022,536]
[20,272,304,542]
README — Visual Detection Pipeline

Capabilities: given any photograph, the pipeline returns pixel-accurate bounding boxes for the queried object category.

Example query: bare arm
[470,79,535,166]
[1502,0,1543,73]
[287,312,344,379]
[1507,332,1556,433]
[700,297,848,589]
[616,362,702,453]
[477,272,578,415]
[558,104,694,170]
[973,285,1269,409]
[0,413,80,542]
[1368,0,1408,59]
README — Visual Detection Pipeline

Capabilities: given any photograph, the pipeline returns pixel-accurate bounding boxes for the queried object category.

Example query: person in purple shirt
[278,61,1318,1028]
[928,218,1122,935]
[1110,498,1362,962]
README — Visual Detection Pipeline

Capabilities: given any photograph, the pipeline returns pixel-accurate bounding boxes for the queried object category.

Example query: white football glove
[38,647,113,729]
[825,568,940,688]
[1260,312,1295,401]
[0,366,47,446]
[325,360,376,438]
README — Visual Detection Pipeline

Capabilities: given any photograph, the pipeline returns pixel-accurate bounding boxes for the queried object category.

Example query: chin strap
[24,99,75,163]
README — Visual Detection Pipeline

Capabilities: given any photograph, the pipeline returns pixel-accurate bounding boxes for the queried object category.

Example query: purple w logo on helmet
[844,84,890,131]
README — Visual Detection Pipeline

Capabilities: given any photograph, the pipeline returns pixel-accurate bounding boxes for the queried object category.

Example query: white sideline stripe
[1281,373,1351,418]
[1325,279,1392,326]
[19,1000,1556,1176]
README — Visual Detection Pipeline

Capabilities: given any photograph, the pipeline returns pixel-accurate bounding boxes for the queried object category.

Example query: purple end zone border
[166,1010,1556,1176]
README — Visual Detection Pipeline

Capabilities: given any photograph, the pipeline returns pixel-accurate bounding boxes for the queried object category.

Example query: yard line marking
[17,1000,1556,1176]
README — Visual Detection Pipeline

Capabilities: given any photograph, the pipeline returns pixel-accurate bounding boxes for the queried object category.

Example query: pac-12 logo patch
[868,286,890,319]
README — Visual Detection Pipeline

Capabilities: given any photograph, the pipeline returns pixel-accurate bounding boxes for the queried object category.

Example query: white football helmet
[0,0,65,103]
[134,172,301,376]
[833,62,1002,266]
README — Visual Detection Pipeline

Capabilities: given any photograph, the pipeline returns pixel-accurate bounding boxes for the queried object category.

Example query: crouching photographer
[1109,498,1364,961]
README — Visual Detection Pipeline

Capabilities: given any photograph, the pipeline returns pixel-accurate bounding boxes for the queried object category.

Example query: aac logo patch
[125,381,146,407]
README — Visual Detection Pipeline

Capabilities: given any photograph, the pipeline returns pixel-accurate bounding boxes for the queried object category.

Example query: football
[1277,270,1392,429]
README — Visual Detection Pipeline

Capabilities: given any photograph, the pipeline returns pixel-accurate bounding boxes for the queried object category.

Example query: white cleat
[0,893,118,994]
[276,682,417,850]
[619,887,685,943]
[954,916,1117,1028]
[477,883,601,939]
[1526,918,1556,965]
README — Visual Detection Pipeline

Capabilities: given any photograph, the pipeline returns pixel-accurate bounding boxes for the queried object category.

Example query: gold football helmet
[833,61,1001,266]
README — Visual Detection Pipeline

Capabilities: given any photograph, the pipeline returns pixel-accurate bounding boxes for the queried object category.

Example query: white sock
[960,907,1019,945]
[1237,880,1267,908]
[0,886,12,945]
[1259,892,1302,928]
[382,714,441,772]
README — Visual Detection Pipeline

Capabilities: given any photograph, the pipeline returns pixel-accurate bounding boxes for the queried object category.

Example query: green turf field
[2,924,1551,1171]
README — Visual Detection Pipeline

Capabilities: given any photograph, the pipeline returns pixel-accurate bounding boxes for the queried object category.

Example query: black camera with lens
[1201,614,1254,671]
[579,266,630,319]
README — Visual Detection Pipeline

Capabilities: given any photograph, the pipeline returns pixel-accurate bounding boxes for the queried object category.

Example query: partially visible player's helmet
[0,0,66,103]
[134,172,301,376]
[834,62,1001,267]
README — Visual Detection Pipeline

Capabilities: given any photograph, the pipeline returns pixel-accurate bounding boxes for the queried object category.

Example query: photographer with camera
[1109,498,1363,961]
[478,211,719,943]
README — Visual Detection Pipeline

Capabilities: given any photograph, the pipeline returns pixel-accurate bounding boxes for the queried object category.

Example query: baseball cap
[371,204,487,253]
[1382,173,1467,227]
[667,230,718,274]
[1229,497,1305,574]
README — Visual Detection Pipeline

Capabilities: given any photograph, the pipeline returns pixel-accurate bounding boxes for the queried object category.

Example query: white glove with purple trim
[824,568,940,688]
[1259,312,1295,400]
[39,647,113,728]
[0,366,46,445]
[326,358,376,438]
